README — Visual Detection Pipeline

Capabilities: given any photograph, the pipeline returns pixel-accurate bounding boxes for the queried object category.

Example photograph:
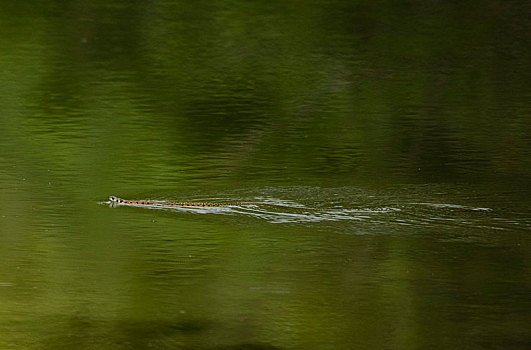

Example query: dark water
[1,1,530,349]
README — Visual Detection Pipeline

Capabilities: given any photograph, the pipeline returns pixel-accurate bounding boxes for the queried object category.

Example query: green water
[1,1,530,349]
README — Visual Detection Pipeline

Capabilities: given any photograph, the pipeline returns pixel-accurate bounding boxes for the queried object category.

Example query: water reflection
[1,0,530,349]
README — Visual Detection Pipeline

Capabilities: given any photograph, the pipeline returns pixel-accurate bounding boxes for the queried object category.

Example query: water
[1,1,530,349]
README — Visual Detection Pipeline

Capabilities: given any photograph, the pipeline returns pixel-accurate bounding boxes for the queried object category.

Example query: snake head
[108,195,123,208]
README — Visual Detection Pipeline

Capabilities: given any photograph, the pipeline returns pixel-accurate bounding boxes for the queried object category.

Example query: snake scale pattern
[109,196,246,208]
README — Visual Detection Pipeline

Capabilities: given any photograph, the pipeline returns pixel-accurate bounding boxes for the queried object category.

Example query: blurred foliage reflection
[0,1,530,349]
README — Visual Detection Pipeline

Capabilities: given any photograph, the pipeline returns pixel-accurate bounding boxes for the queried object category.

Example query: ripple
[100,185,527,239]
[410,202,492,211]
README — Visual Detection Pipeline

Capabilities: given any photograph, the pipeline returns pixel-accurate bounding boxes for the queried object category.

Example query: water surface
[1,1,530,349]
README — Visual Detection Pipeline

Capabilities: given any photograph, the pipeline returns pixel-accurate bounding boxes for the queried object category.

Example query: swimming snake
[109,196,244,207]
[108,195,307,209]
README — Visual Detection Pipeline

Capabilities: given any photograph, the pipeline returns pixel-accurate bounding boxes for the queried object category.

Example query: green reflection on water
[1,0,530,349]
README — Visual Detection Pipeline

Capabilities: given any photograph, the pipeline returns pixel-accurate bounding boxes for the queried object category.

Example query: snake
[109,195,242,207]
[108,195,309,210]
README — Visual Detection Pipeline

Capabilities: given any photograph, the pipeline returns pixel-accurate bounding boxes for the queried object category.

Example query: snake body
[109,196,244,208]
